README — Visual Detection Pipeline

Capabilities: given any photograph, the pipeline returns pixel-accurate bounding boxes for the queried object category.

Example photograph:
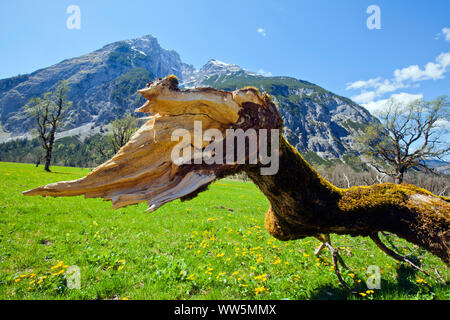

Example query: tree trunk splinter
[22,76,450,269]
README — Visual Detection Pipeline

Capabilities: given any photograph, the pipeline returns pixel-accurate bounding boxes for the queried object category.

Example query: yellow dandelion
[255,286,266,295]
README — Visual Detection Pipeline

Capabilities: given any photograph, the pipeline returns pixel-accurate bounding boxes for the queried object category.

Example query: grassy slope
[0,162,448,300]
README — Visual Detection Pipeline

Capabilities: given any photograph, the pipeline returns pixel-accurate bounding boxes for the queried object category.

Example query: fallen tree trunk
[23,76,450,265]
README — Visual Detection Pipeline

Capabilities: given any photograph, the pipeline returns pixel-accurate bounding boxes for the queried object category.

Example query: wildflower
[14,278,21,283]
[216,253,225,258]
[121,297,128,300]
[359,292,367,297]
[273,258,281,265]
[118,265,124,271]
[348,273,355,278]
[187,274,195,280]
[255,286,266,295]
[118,259,126,263]
[254,274,267,282]
[232,271,239,276]
[51,261,64,270]
[416,278,427,284]
[303,253,310,257]
[366,290,375,294]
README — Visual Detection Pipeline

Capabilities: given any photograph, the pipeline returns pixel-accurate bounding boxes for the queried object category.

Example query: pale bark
[23,76,450,265]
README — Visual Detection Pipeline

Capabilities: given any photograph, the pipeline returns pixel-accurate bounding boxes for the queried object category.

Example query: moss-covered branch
[23,76,450,265]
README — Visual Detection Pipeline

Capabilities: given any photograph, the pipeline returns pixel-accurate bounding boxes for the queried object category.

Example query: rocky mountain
[0,34,377,161]
[0,35,192,139]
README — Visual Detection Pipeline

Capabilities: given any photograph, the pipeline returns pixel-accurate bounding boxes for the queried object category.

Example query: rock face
[0,34,376,159]
[182,63,375,159]
[0,35,191,136]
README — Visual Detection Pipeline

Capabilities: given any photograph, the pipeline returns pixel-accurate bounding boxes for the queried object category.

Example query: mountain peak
[201,59,244,73]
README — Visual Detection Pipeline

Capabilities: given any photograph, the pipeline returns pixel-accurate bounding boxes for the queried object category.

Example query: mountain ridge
[0,34,377,160]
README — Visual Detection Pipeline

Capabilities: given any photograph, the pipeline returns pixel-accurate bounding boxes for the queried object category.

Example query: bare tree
[26,81,71,172]
[106,113,138,154]
[359,96,450,183]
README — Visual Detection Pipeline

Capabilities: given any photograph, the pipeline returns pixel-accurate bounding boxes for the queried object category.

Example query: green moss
[338,182,447,214]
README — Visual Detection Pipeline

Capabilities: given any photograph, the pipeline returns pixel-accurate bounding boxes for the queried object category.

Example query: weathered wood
[23,76,450,265]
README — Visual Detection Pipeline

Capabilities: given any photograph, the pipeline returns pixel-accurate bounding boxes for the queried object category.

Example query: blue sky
[1,0,449,114]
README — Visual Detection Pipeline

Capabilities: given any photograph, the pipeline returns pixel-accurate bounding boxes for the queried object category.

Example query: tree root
[315,234,358,295]
[369,232,447,283]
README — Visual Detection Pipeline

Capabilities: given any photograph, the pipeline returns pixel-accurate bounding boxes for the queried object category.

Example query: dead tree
[26,81,71,172]
[107,113,138,154]
[23,76,450,271]
[359,97,450,184]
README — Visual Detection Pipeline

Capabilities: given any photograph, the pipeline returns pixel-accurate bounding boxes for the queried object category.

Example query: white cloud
[361,92,423,114]
[393,58,447,82]
[346,77,381,90]
[257,28,266,37]
[347,51,450,107]
[352,91,377,104]
[349,78,407,104]
[435,118,450,129]
[258,68,272,77]
[442,27,450,42]
[347,29,450,115]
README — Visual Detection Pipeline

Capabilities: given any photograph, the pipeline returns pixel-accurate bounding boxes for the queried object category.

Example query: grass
[0,162,448,300]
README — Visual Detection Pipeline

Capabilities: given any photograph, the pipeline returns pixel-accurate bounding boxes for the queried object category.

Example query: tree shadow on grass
[308,264,449,300]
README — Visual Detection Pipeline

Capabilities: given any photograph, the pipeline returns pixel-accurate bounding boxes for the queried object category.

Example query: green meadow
[0,162,448,300]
